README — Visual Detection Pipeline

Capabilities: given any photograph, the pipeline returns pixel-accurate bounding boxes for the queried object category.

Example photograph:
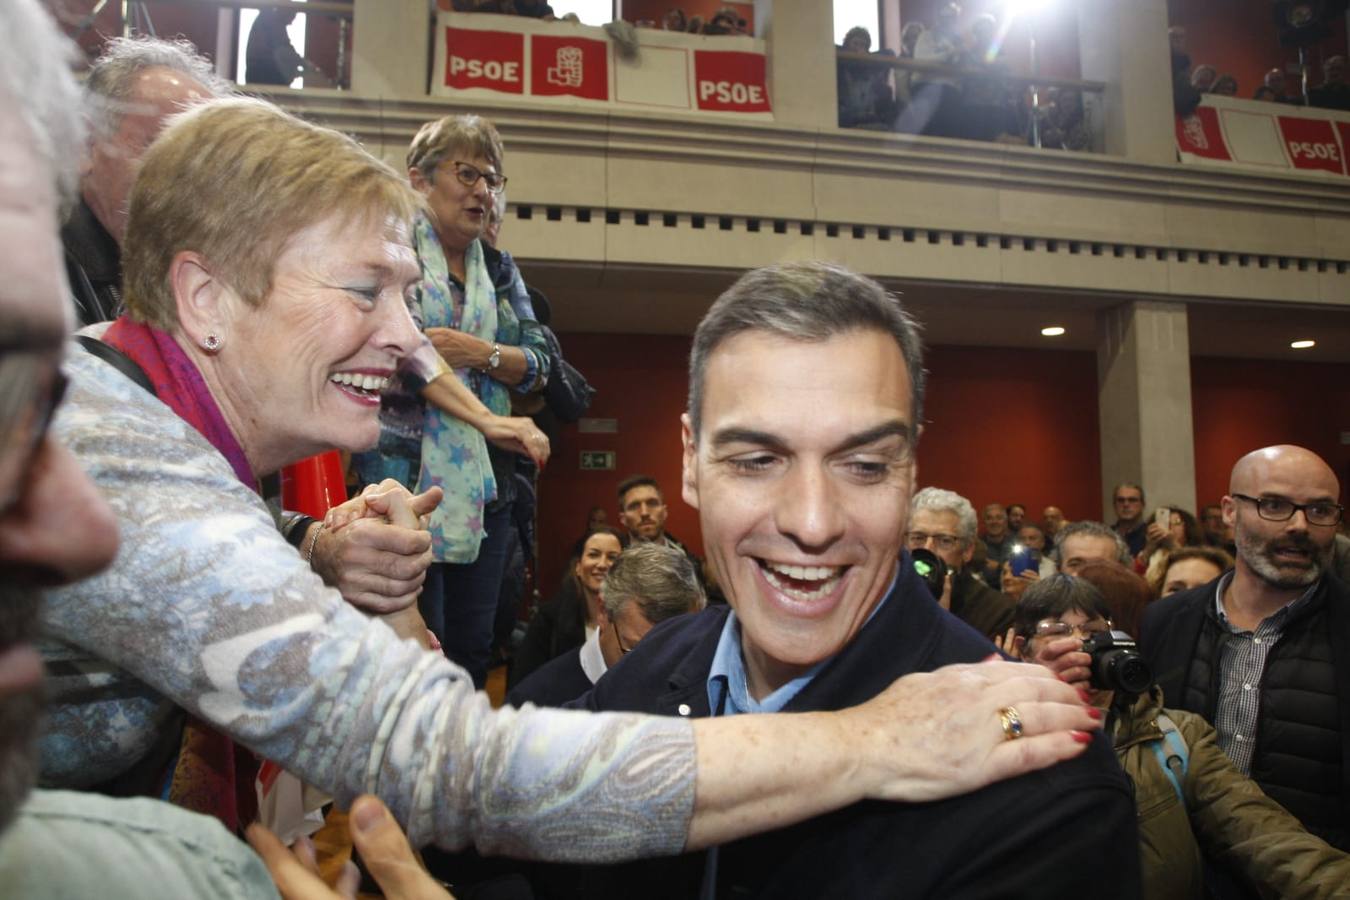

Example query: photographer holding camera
[1009,574,1350,900]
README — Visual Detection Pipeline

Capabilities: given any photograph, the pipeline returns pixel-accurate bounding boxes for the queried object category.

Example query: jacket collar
[654,554,949,717]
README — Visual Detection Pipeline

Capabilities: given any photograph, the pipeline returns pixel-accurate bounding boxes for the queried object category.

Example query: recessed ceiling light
[1041,326,1066,337]
[1290,339,1315,349]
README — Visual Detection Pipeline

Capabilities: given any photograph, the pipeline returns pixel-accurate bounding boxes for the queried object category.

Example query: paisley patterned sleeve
[41,349,696,861]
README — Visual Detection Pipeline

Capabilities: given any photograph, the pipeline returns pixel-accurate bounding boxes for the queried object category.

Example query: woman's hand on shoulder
[845,658,1099,803]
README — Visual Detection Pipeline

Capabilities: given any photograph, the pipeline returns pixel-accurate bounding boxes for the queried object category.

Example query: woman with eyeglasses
[1009,575,1350,899]
[354,114,552,688]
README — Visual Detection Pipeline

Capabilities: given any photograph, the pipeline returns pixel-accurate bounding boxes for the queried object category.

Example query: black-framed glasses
[445,160,507,194]
[611,620,634,655]
[906,531,962,552]
[1232,493,1343,527]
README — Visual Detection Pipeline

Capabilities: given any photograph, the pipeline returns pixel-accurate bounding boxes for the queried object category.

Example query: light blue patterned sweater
[38,339,694,861]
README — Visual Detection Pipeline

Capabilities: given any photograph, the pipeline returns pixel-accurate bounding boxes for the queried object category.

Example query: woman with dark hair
[1139,505,1203,583]
[510,526,627,688]
[1011,576,1350,899]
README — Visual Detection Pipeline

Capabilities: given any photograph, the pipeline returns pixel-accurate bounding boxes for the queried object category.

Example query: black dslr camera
[1082,630,1153,695]
[911,548,948,599]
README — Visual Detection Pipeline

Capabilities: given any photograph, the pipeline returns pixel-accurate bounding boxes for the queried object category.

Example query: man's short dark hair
[617,474,662,504]
[687,262,926,442]
[1112,481,1145,504]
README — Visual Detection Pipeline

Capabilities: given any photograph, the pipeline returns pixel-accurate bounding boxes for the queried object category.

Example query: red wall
[535,337,1102,589]
[918,346,1102,522]
[1191,357,1350,510]
[1168,0,1348,98]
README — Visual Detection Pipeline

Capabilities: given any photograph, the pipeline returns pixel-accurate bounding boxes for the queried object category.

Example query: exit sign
[580,450,616,471]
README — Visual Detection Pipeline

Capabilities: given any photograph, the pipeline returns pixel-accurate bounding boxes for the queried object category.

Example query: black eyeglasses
[444,161,507,194]
[611,620,634,655]
[1232,492,1343,527]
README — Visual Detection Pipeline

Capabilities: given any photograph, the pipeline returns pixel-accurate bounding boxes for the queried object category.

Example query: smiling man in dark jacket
[569,262,1139,899]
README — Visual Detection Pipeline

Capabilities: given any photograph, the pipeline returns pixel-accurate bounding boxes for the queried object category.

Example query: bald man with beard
[1141,445,1350,854]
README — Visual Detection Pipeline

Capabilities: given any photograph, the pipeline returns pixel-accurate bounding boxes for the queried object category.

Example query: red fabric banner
[1175,107,1231,161]
[1277,116,1346,174]
[693,50,771,113]
[531,34,608,100]
[444,27,525,94]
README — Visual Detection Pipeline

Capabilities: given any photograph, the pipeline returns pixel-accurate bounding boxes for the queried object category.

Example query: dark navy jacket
[568,558,1141,899]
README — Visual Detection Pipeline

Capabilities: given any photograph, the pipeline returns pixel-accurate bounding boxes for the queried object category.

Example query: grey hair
[601,543,705,624]
[911,487,977,544]
[406,114,504,183]
[0,0,86,212]
[1052,521,1132,567]
[687,262,926,440]
[85,36,229,139]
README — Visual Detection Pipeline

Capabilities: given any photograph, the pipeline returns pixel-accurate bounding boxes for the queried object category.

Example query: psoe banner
[432,12,772,120]
[1176,95,1350,178]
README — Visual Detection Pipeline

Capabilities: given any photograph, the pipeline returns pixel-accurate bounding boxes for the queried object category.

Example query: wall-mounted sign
[433,12,771,120]
[578,418,618,433]
[1176,96,1350,178]
[581,450,616,471]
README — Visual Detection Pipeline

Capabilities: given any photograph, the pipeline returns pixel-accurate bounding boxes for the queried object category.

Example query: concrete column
[1078,0,1176,165]
[352,0,430,98]
[1096,300,1196,519]
[753,0,837,129]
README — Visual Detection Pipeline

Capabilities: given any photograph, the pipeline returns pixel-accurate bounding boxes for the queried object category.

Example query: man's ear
[680,413,699,510]
[962,541,975,565]
[1012,634,1027,661]
[169,250,231,350]
[1221,495,1237,527]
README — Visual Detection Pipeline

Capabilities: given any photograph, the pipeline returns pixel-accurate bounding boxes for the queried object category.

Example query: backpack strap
[1150,712,1190,803]
[75,334,156,397]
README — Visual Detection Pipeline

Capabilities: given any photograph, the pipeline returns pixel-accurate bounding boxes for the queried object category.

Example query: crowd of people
[4,1,1350,898]
[837,3,1092,152]
[1171,25,1350,115]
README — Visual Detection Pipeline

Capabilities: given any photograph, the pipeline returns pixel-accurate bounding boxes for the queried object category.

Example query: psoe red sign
[531,34,608,100]
[445,28,524,94]
[1174,107,1231,161]
[693,50,771,113]
[1278,116,1346,174]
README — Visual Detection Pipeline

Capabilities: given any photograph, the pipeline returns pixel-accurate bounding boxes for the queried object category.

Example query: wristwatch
[485,342,502,372]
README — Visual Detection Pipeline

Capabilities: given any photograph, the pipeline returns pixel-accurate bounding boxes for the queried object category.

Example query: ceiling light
[1041,326,1066,337]
[1290,339,1315,349]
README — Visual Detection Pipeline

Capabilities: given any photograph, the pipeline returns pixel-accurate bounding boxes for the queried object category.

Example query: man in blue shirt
[572,262,1139,899]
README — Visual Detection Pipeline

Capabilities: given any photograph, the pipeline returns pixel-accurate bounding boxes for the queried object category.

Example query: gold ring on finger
[999,705,1024,741]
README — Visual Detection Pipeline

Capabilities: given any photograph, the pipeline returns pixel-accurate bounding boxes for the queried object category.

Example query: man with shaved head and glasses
[1142,445,1350,852]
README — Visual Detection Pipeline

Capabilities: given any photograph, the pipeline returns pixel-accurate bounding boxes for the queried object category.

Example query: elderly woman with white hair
[42,95,1099,863]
